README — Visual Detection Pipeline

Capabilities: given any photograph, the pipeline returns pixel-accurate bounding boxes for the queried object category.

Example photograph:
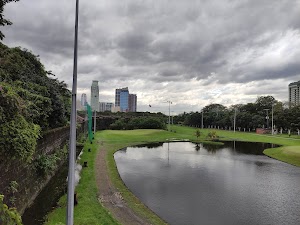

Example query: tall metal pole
[201,110,204,129]
[271,104,274,135]
[234,108,237,133]
[168,101,171,131]
[264,109,269,129]
[67,0,79,224]
[93,110,96,134]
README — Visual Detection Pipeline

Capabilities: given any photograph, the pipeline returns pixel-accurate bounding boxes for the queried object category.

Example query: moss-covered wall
[0,123,85,214]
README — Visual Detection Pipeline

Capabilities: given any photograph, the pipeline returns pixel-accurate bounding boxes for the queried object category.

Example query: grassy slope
[45,126,300,225]
[44,135,120,225]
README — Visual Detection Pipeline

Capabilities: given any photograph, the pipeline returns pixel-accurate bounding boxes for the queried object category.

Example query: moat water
[114,141,300,225]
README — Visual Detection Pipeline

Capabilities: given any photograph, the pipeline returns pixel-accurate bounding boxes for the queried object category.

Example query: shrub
[0,195,23,225]
[207,131,218,140]
[34,154,59,176]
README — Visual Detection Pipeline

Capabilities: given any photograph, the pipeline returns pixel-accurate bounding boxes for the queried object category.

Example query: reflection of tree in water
[119,147,127,153]
[195,144,200,151]
[203,144,222,154]
[223,141,279,155]
[133,142,164,149]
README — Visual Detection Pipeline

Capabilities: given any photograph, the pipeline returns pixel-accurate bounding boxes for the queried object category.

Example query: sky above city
[2,0,300,114]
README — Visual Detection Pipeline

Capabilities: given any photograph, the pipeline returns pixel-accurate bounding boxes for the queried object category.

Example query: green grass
[44,135,120,225]
[264,146,300,167]
[45,125,300,225]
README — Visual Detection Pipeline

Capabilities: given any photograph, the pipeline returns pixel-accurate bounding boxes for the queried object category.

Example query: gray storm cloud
[2,0,300,112]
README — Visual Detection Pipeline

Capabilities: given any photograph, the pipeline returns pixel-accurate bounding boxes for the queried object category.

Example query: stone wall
[0,123,85,214]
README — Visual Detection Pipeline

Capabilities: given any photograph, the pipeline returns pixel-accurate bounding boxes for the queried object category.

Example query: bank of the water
[172,126,300,166]
[264,146,300,167]
[44,137,120,225]
[45,126,300,225]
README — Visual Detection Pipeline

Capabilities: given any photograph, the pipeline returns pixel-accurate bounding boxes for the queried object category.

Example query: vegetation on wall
[0,43,71,162]
[0,195,23,225]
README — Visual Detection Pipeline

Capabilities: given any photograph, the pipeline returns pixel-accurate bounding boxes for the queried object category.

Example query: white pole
[168,101,171,131]
[271,104,274,135]
[201,110,204,129]
[234,108,237,133]
[67,0,79,224]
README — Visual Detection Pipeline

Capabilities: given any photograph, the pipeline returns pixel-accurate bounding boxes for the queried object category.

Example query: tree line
[174,96,300,133]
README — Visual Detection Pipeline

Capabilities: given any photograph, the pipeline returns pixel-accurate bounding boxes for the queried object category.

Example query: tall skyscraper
[115,87,129,112]
[81,93,87,108]
[289,81,300,107]
[129,94,137,112]
[91,81,99,111]
[115,87,137,112]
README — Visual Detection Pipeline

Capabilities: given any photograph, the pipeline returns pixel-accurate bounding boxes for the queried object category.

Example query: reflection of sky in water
[114,142,300,225]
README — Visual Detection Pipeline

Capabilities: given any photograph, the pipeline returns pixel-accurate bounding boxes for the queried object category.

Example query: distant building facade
[289,81,300,107]
[111,106,121,113]
[115,87,137,112]
[99,102,114,112]
[129,94,137,112]
[81,93,87,108]
[91,81,99,111]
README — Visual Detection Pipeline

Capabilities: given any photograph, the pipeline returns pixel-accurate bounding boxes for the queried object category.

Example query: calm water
[114,142,300,225]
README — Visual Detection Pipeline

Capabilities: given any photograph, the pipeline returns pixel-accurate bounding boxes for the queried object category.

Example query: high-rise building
[81,93,87,108]
[129,94,137,112]
[289,81,300,107]
[99,102,114,112]
[115,87,137,112]
[115,87,129,112]
[91,81,99,111]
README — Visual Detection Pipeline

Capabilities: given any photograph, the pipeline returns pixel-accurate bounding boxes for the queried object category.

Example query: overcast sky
[2,0,300,114]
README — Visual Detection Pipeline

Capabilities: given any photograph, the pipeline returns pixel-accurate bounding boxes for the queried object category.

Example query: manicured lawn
[44,136,120,225]
[45,126,300,225]
[264,146,300,167]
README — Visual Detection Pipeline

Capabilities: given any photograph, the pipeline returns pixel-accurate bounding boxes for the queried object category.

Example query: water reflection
[114,141,300,225]
[134,142,164,149]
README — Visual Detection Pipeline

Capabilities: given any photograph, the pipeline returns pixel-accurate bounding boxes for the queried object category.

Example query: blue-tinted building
[120,90,129,112]
[115,87,137,112]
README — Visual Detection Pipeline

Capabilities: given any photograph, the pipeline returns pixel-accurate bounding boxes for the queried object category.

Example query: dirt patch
[95,145,152,225]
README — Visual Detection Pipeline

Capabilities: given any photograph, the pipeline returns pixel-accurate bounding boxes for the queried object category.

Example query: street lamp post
[264,109,270,129]
[67,0,79,224]
[167,101,172,131]
[234,108,237,133]
[201,110,204,129]
[271,104,274,135]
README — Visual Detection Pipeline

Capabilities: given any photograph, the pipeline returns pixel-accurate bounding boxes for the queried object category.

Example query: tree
[0,43,71,130]
[0,0,19,40]
[255,96,277,113]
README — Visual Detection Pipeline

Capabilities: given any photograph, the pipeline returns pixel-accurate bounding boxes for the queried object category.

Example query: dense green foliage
[0,195,23,225]
[34,154,59,176]
[178,96,300,133]
[0,43,71,161]
[110,117,166,130]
